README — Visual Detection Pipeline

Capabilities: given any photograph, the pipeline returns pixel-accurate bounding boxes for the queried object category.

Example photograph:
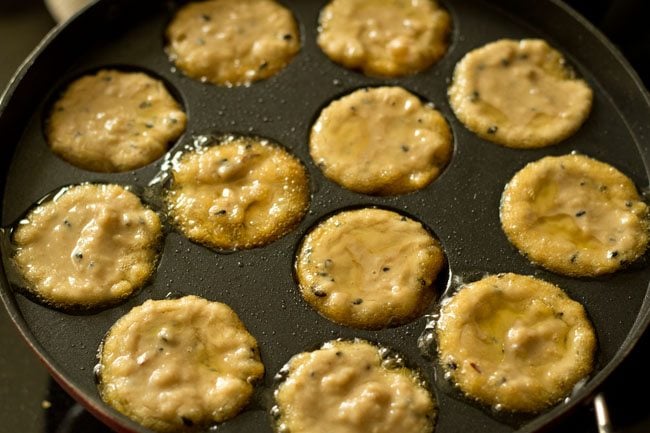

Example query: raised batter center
[318,0,451,77]
[166,0,300,86]
[275,340,435,433]
[448,39,593,148]
[501,154,649,276]
[296,208,445,329]
[165,135,310,250]
[436,273,596,412]
[12,184,162,309]
[310,86,452,195]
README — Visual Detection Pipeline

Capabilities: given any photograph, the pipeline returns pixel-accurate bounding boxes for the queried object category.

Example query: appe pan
[1,0,649,432]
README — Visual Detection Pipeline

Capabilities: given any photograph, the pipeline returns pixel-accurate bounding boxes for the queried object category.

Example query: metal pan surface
[1,0,649,432]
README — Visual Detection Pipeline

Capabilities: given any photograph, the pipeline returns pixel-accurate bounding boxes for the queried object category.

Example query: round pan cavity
[0,1,649,433]
[41,65,189,173]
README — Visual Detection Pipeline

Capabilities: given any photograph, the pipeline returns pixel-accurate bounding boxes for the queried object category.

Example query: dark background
[0,1,648,432]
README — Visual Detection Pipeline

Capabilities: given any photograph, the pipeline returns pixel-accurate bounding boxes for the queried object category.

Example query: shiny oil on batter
[436,273,596,412]
[318,0,450,77]
[47,69,186,172]
[310,87,452,195]
[448,39,593,148]
[501,154,649,277]
[166,0,300,86]
[98,296,264,432]
[165,135,310,250]
[274,339,435,433]
[296,208,445,329]
[12,184,162,308]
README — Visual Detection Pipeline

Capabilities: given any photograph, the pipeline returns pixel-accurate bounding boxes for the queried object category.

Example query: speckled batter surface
[296,208,445,329]
[275,339,435,433]
[12,184,162,308]
[501,154,648,276]
[47,69,186,172]
[448,39,592,148]
[98,296,264,432]
[310,87,452,195]
[165,135,310,250]
[166,0,300,86]
[317,0,450,77]
[436,273,596,412]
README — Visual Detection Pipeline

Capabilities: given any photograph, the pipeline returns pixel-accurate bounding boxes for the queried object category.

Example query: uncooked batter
[318,0,451,77]
[98,295,264,432]
[436,273,596,412]
[501,154,648,276]
[275,339,435,433]
[166,0,300,86]
[295,208,445,329]
[448,39,593,148]
[12,183,162,308]
[165,135,310,250]
[47,69,186,172]
[310,86,452,195]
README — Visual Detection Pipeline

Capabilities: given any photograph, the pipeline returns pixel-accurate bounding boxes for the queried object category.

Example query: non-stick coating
[1,1,649,432]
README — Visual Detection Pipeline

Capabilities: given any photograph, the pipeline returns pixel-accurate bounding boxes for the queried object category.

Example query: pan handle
[594,392,613,433]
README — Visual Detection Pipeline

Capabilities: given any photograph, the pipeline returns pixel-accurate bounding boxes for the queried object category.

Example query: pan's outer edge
[0,1,648,433]
[498,0,650,431]
[0,1,156,432]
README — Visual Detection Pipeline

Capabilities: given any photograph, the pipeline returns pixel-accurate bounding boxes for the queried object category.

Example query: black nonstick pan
[1,0,649,432]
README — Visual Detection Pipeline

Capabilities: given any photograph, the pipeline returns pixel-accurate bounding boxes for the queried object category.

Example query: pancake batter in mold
[274,339,436,433]
[97,295,264,432]
[165,135,310,250]
[317,0,451,77]
[295,208,445,329]
[166,0,300,86]
[47,69,186,172]
[12,183,162,308]
[448,39,592,148]
[436,273,596,412]
[310,86,452,195]
[500,154,649,277]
